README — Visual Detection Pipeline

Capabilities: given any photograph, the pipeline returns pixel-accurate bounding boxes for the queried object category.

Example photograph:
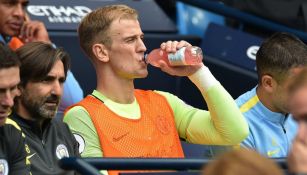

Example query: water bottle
[145,46,203,67]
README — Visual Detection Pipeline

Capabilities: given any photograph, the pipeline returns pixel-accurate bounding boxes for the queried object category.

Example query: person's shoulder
[50,118,71,130]
[236,87,257,104]
[5,118,22,131]
[64,105,90,123]
[152,90,177,98]
[50,119,75,138]
[3,118,24,138]
[135,89,177,100]
[49,119,78,152]
[51,118,67,124]
[65,104,88,114]
[235,87,260,112]
[0,119,24,141]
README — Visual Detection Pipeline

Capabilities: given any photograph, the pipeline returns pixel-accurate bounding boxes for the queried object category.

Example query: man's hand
[157,40,204,76]
[287,134,307,173]
[288,120,307,174]
[19,20,51,43]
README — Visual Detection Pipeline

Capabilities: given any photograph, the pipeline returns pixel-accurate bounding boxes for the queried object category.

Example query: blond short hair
[78,4,138,59]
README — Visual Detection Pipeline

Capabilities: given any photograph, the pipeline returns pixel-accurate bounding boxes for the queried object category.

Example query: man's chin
[135,75,148,79]
[40,107,58,119]
[41,112,56,119]
[135,70,148,79]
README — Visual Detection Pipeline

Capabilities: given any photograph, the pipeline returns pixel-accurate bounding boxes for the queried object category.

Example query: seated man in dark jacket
[11,42,80,175]
[0,44,30,175]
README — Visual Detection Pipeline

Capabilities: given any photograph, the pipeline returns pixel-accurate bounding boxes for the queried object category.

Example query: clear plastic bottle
[145,46,203,67]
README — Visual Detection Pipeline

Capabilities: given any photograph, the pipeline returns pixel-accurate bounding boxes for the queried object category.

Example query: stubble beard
[20,91,59,120]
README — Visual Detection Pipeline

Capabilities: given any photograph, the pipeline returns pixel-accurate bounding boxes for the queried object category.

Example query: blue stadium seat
[176,2,225,37]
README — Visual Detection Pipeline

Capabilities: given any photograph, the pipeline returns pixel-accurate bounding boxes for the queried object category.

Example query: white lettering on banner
[27,5,92,23]
[246,45,259,61]
[48,16,82,23]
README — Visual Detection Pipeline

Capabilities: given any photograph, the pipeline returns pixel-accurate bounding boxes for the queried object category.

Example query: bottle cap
[143,53,148,64]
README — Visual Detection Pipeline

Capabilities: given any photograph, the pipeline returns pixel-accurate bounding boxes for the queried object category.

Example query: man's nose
[51,81,63,96]
[137,38,147,52]
[12,4,25,19]
[0,92,14,108]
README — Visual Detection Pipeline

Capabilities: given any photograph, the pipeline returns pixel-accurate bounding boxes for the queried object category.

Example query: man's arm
[157,66,249,145]
[288,134,307,174]
[64,106,103,157]
[64,108,107,175]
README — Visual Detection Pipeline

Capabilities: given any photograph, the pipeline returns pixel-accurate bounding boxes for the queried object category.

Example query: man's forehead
[48,60,65,76]
[110,31,143,39]
[109,19,142,37]
[110,18,140,30]
[0,67,20,88]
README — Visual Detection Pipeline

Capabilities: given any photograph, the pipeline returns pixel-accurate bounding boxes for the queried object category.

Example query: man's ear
[92,43,109,62]
[261,75,277,93]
